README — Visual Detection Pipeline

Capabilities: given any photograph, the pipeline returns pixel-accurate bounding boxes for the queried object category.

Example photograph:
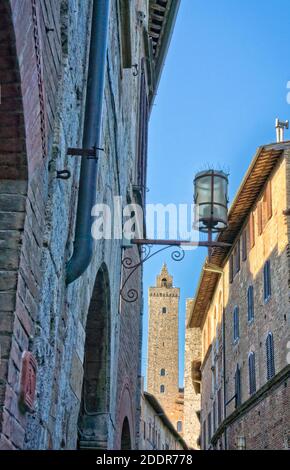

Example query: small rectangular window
[229,255,234,284]
[203,420,207,449]
[207,412,212,444]
[234,240,240,275]
[248,213,255,249]
[264,181,272,222]
[266,333,275,380]
[242,230,247,261]
[162,307,167,314]
[217,389,222,425]
[249,352,256,395]
[233,306,239,341]
[235,364,241,407]
[263,260,271,302]
[213,401,216,433]
[258,202,263,235]
[247,285,254,322]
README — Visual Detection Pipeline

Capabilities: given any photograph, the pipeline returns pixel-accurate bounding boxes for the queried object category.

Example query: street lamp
[194,170,228,233]
[120,169,230,302]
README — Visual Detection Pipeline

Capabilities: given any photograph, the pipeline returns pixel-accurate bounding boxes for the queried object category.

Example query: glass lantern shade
[194,170,228,233]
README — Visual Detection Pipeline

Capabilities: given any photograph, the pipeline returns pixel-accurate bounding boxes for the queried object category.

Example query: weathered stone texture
[183,299,201,449]
[0,0,150,451]
[147,265,184,435]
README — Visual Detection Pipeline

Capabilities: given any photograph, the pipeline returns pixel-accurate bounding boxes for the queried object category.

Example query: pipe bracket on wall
[67,146,104,160]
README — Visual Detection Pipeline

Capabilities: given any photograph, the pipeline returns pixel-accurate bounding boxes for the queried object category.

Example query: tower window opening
[161,278,167,287]
[177,421,182,433]
[160,368,166,376]
[162,307,167,314]
[160,385,165,393]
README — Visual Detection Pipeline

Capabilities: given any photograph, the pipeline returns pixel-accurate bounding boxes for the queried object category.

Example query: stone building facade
[183,299,201,449]
[139,388,187,450]
[147,264,184,436]
[188,142,290,450]
[0,0,180,450]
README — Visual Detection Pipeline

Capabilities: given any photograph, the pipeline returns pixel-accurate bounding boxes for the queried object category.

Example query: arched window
[233,306,239,341]
[266,332,275,380]
[161,278,167,287]
[247,285,254,322]
[248,352,256,395]
[160,385,165,393]
[162,307,167,314]
[177,421,182,433]
[160,368,166,376]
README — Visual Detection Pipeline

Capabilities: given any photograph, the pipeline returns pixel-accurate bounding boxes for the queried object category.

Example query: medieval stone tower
[147,264,184,432]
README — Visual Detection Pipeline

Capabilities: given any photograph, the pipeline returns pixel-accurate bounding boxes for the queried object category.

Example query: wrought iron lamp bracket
[120,238,232,303]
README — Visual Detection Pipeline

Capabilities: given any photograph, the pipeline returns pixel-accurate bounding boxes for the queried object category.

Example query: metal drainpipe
[66,0,111,285]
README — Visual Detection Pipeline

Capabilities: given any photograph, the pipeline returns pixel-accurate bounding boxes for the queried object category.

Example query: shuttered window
[263,260,271,302]
[233,306,239,342]
[247,285,254,322]
[234,240,240,275]
[242,230,247,261]
[248,212,255,249]
[203,420,207,449]
[207,412,212,444]
[264,181,272,221]
[266,332,275,380]
[258,202,263,235]
[235,364,242,408]
[248,352,256,395]
[229,254,234,284]
[217,389,222,425]
[213,401,216,432]
[137,59,149,205]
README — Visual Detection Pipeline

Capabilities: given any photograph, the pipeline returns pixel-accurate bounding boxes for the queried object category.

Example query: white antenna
[275,118,289,143]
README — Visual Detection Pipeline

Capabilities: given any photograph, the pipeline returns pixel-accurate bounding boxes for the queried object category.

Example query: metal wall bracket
[56,169,71,180]
[67,146,104,159]
[120,238,232,303]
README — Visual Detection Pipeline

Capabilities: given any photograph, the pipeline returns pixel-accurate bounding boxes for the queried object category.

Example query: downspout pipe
[66,0,111,285]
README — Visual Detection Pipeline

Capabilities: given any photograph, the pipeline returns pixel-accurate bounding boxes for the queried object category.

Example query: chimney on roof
[275,118,289,142]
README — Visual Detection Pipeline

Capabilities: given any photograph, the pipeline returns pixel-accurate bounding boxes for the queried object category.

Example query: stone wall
[0,0,149,450]
[147,265,183,431]
[199,149,290,450]
[139,390,186,451]
[183,299,201,449]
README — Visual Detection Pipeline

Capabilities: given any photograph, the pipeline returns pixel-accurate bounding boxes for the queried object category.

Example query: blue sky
[142,0,290,387]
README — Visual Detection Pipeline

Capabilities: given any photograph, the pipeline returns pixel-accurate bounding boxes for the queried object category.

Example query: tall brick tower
[147,264,184,431]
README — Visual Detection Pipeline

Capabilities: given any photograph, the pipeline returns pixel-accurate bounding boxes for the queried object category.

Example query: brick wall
[183,299,201,449]
[199,149,290,450]
[0,0,150,450]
